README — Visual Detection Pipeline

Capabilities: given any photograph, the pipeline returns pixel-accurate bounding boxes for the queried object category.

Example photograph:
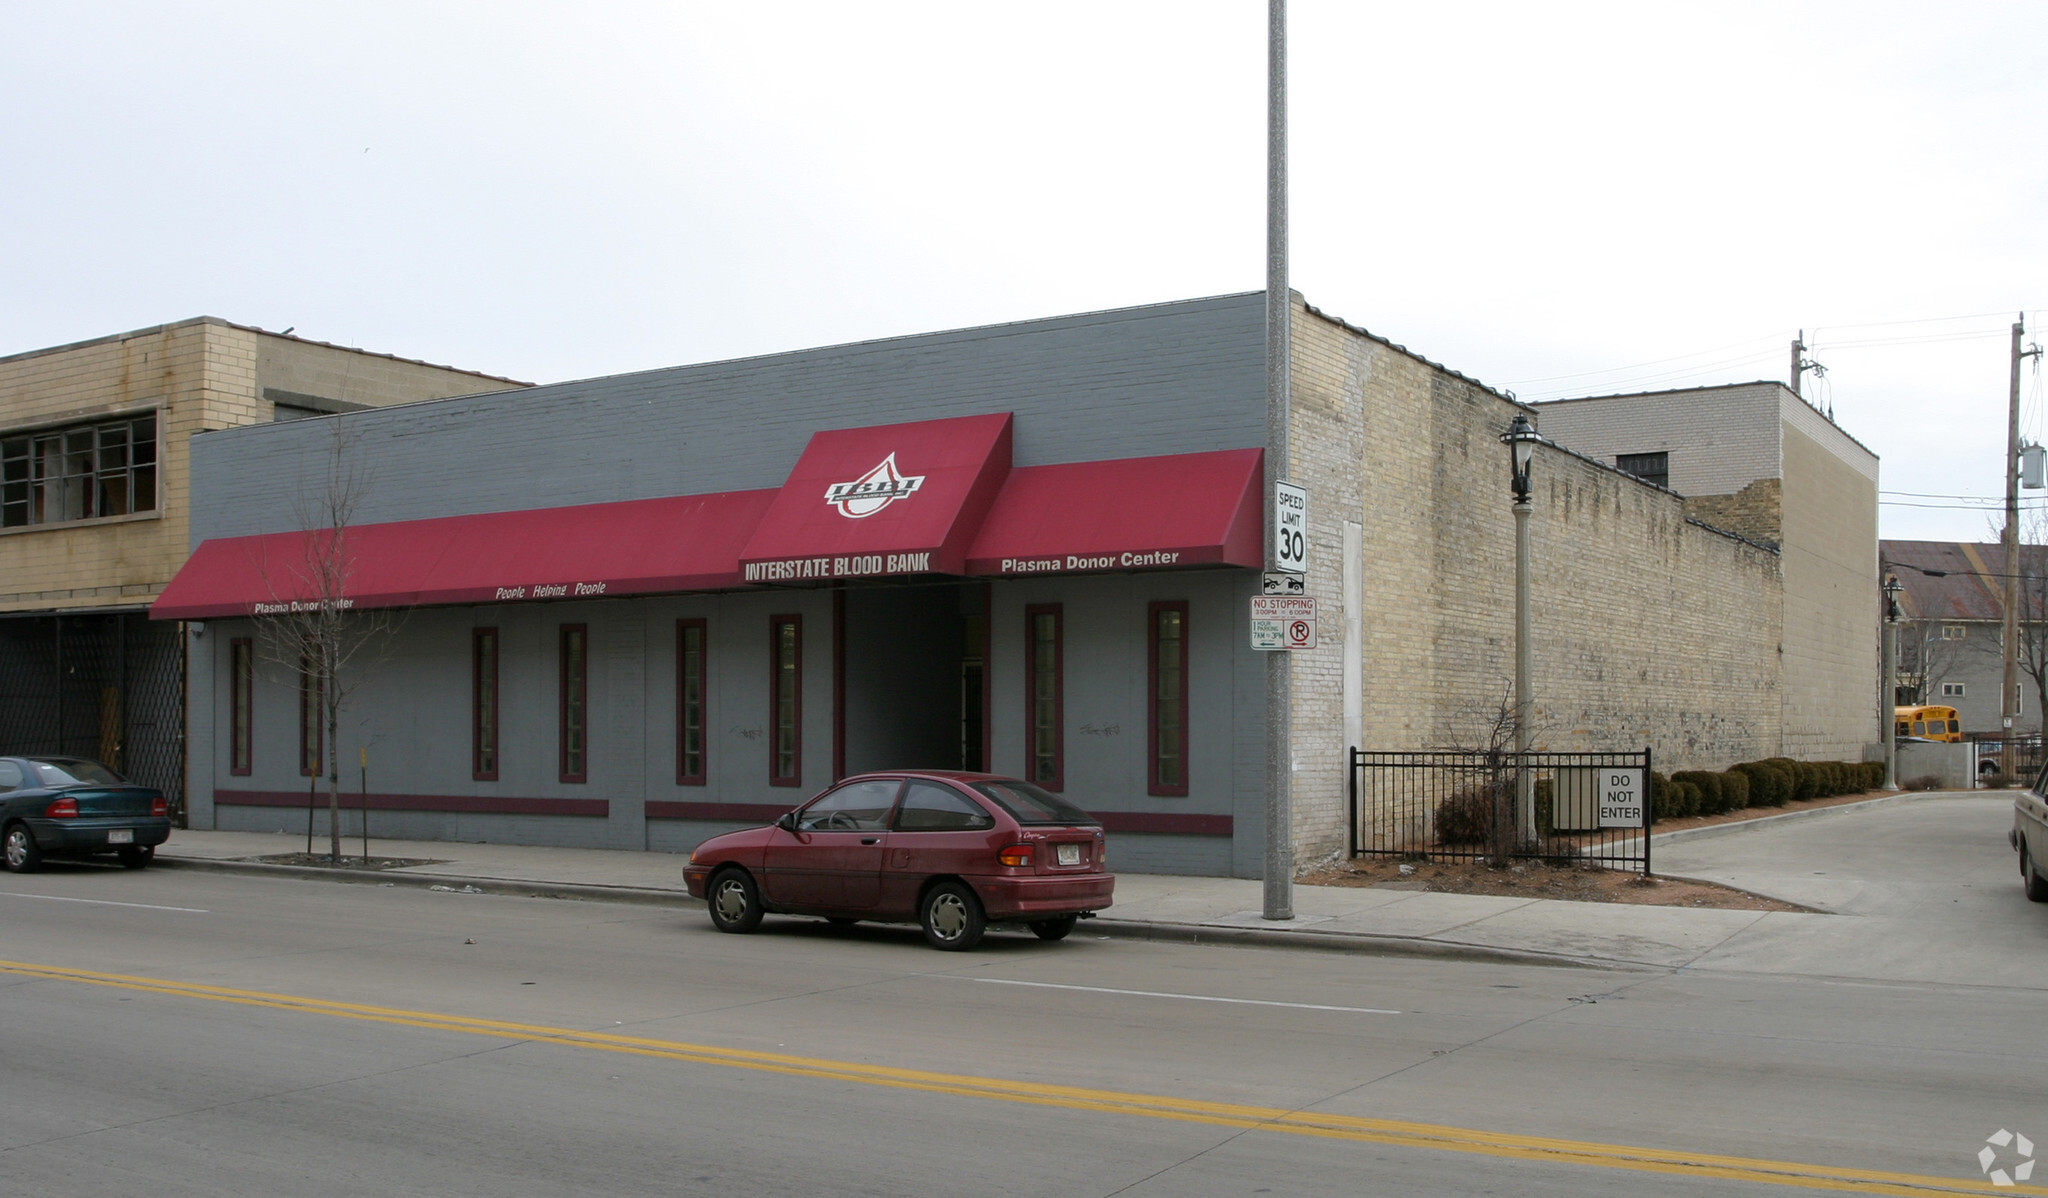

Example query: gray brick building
[156,295,1879,875]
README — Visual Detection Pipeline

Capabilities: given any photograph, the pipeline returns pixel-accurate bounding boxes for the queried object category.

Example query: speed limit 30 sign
[1274,482,1308,572]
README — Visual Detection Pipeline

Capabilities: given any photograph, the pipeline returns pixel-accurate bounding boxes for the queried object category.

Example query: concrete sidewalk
[148,820,1845,972]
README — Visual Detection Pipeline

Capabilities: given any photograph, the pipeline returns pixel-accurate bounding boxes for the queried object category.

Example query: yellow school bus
[1895,705,1962,742]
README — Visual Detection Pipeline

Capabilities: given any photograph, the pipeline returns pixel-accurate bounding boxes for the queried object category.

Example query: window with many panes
[770,615,801,785]
[1,412,157,528]
[230,638,253,775]
[1025,605,1062,789]
[560,625,588,783]
[473,628,499,781]
[1148,601,1188,796]
[677,619,707,785]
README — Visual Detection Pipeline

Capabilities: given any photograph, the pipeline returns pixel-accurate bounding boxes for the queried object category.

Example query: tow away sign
[1251,596,1316,650]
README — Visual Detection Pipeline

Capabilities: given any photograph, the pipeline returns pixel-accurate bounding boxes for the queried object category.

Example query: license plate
[1056,843,1081,866]
[106,829,133,844]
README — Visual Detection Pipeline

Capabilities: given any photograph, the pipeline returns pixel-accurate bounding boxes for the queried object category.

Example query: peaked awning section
[965,448,1264,577]
[736,412,1012,583]
[150,490,776,620]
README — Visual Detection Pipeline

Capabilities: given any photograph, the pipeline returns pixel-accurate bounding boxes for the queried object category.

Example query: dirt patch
[251,853,446,871]
[1298,789,1903,911]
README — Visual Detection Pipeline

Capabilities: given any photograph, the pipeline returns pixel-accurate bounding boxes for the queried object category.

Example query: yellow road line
[2,958,2030,1196]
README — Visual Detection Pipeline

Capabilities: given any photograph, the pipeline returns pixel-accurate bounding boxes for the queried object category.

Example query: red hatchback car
[683,772,1114,951]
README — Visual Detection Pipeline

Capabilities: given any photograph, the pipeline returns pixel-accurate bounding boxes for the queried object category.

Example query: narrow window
[1148,601,1189,796]
[1615,452,1668,489]
[473,628,499,781]
[770,615,802,786]
[560,624,587,783]
[677,619,707,785]
[229,637,253,775]
[1025,604,1063,790]
[299,652,323,778]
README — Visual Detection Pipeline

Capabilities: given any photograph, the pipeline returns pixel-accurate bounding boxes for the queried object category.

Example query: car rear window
[969,780,1100,826]
[28,758,124,787]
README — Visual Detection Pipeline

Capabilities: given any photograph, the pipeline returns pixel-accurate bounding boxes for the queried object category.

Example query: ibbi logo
[825,454,924,519]
[1979,1129,2035,1187]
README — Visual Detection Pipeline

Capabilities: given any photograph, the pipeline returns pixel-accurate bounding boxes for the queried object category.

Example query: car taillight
[997,844,1034,867]
[151,797,167,817]
[45,797,78,819]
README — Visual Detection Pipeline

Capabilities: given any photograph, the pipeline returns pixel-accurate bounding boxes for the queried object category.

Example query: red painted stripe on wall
[213,790,609,818]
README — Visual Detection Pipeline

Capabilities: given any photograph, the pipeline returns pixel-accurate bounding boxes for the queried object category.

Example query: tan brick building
[0,318,523,808]
[1530,382,1881,764]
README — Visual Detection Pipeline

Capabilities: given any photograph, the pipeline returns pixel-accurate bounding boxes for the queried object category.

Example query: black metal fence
[1349,747,1655,874]
[1966,736,2044,784]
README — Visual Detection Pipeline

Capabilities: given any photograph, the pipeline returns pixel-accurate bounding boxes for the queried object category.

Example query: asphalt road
[2,799,2043,1197]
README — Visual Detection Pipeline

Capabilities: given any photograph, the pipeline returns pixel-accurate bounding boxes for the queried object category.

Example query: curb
[1646,791,1958,848]
[155,853,1651,971]
[152,854,694,907]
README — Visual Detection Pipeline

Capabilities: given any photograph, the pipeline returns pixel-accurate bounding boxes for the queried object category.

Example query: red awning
[736,413,1012,583]
[150,490,776,620]
[965,449,1264,576]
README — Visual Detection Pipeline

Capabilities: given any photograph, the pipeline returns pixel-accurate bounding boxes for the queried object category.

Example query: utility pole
[1790,331,1805,398]
[2004,314,2026,773]
[1262,0,1293,921]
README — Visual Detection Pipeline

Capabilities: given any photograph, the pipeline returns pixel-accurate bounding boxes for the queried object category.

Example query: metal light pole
[1261,0,1293,921]
[1882,574,1902,790]
[1502,415,1542,843]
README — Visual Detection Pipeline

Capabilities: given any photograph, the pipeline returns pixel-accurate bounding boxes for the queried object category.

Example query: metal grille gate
[1349,747,1654,874]
[0,611,185,822]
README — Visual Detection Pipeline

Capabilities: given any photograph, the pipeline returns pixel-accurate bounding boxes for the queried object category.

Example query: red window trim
[676,618,707,786]
[559,624,588,784]
[229,637,252,776]
[1147,600,1189,797]
[299,653,322,779]
[1024,604,1063,791]
[769,614,802,787]
[473,627,499,782]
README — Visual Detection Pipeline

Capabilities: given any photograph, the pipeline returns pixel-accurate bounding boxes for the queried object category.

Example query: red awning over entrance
[964,448,1264,577]
[736,413,1012,583]
[150,490,777,620]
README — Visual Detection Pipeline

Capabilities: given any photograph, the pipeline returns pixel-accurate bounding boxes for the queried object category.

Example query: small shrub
[1435,784,1506,845]
[1734,760,1794,807]
[1718,769,1750,809]
[1902,774,1945,792]
[1673,770,1723,816]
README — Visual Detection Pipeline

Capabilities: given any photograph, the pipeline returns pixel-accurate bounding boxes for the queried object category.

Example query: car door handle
[861,837,880,845]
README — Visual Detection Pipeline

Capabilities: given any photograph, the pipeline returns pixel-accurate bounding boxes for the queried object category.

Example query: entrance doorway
[840,582,990,776]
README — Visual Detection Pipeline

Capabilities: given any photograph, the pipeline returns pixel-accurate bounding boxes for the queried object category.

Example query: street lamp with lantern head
[1500,412,1545,843]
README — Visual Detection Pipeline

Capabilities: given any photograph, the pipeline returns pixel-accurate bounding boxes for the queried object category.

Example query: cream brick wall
[1287,303,1785,863]
[1532,384,1785,497]
[0,319,523,613]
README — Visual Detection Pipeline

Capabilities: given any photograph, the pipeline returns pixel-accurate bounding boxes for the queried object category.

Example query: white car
[2015,771,2048,902]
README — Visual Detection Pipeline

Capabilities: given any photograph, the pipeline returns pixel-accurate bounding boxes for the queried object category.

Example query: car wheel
[118,845,154,870]
[2024,840,2048,903]
[708,868,763,933]
[3,824,41,874]
[1028,914,1079,941]
[920,881,985,951]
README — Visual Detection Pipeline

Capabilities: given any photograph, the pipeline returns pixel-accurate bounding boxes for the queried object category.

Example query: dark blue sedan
[1,757,170,872]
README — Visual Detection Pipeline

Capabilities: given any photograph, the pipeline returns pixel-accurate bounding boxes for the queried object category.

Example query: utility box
[2023,443,2045,489]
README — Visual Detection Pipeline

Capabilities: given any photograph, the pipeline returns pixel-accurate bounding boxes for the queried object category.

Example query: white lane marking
[0,893,208,914]
[961,977,1398,1014]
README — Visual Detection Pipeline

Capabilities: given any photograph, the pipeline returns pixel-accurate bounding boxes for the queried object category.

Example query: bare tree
[2014,513,2048,730]
[249,424,401,863]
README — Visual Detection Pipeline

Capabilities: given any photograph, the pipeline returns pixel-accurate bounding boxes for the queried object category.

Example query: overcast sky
[4,2,2043,543]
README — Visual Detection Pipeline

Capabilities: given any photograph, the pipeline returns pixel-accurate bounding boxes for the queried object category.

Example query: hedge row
[1654,759,1884,821]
